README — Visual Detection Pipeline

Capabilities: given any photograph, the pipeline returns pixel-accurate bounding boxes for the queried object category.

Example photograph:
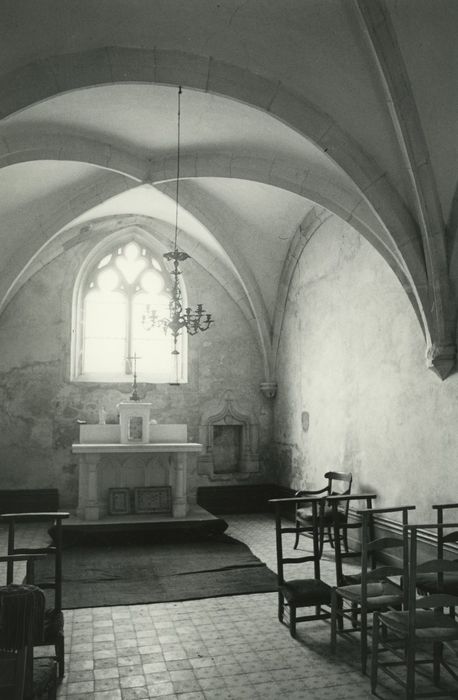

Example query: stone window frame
[70,229,188,384]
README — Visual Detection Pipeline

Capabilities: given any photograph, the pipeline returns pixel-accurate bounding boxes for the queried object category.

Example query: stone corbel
[260,381,277,399]
[426,343,456,380]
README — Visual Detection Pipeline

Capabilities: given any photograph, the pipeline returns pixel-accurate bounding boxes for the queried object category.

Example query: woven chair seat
[380,609,458,640]
[336,579,402,608]
[280,578,332,607]
[416,570,458,594]
[296,506,345,524]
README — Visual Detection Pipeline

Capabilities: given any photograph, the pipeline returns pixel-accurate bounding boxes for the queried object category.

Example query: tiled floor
[1,514,458,699]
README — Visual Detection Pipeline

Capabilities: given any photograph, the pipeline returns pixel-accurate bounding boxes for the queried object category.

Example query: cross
[127,352,142,401]
[127,352,141,376]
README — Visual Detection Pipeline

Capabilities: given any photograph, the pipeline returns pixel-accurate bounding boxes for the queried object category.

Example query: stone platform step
[59,505,227,543]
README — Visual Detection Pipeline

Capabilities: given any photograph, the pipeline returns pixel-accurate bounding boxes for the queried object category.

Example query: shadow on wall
[272,442,304,488]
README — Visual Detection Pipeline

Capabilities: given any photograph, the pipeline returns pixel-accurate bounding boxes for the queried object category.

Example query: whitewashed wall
[274,216,458,523]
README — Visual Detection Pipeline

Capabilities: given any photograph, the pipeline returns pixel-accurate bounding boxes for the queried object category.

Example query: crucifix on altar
[127,352,141,402]
[118,353,152,443]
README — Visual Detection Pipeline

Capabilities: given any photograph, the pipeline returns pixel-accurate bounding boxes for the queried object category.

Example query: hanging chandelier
[143,86,213,355]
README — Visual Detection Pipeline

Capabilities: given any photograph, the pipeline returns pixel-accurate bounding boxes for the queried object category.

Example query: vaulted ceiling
[0,0,456,379]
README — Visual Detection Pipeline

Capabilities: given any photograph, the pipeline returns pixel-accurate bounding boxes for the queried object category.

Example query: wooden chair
[371,522,458,698]
[415,503,458,599]
[1,512,69,679]
[294,471,353,553]
[269,496,332,638]
[328,493,377,588]
[330,503,414,675]
[0,583,37,700]
[0,554,57,700]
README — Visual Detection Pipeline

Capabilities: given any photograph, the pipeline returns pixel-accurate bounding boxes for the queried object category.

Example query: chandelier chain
[142,86,214,357]
[174,86,182,251]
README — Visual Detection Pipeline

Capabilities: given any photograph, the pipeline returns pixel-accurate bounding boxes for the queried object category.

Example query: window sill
[71,375,187,385]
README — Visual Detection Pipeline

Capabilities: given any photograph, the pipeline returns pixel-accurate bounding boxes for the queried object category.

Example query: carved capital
[426,343,456,380]
[260,381,277,399]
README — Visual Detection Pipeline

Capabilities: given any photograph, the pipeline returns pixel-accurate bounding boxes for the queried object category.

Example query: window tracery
[72,238,186,383]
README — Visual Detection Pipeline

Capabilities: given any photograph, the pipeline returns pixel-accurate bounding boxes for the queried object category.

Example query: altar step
[197,483,295,514]
[60,505,227,543]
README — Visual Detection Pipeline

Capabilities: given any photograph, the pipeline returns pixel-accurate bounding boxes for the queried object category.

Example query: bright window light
[74,239,186,383]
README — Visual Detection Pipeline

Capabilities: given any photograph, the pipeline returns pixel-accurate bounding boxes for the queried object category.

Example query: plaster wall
[274,217,458,523]
[0,236,270,509]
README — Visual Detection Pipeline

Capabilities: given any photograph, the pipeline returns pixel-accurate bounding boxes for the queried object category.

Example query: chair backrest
[432,502,458,560]
[1,512,69,613]
[295,471,352,501]
[0,585,35,651]
[358,505,415,609]
[325,472,353,519]
[269,496,326,585]
[405,523,458,616]
[328,493,377,586]
[359,505,415,567]
[0,583,46,700]
[325,471,353,497]
[0,554,47,588]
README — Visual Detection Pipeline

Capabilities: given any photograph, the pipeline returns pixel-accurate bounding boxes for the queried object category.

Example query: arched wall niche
[198,391,260,481]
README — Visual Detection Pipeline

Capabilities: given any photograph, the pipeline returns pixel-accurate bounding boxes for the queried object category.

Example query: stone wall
[274,216,458,523]
[0,237,270,509]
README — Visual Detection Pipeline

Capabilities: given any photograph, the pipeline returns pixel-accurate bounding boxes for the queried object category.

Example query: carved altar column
[172,452,187,517]
[77,453,101,520]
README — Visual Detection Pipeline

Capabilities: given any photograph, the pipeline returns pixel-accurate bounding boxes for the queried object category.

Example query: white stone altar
[72,422,202,521]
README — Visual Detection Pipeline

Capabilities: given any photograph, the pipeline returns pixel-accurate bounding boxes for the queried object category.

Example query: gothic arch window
[71,236,187,383]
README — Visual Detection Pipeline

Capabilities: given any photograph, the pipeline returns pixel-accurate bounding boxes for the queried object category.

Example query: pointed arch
[71,228,188,384]
[0,45,452,374]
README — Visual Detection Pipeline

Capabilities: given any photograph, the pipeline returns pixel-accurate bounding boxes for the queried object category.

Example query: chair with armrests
[330,502,415,675]
[269,495,332,638]
[0,554,57,700]
[0,512,69,679]
[294,471,353,553]
[371,522,458,699]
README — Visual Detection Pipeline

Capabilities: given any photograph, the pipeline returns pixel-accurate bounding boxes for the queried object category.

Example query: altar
[72,418,203,521]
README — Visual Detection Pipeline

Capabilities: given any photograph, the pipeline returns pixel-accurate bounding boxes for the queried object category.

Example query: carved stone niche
[198,391,260,481]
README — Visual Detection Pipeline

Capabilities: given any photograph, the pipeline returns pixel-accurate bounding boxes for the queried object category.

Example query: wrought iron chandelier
[143,86,213,355]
